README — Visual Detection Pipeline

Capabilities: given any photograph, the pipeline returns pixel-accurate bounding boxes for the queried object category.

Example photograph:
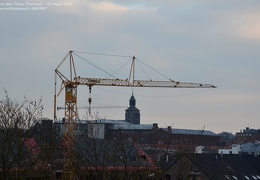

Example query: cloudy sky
[1,0,260,134]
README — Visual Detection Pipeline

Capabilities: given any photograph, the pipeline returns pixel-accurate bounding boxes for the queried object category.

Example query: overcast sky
[1,0,260,134]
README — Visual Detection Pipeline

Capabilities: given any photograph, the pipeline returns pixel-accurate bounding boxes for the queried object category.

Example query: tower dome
[129,94,136,107]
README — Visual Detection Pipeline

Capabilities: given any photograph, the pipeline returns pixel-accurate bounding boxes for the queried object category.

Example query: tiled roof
[163,128,217,136]
[241,142,260,153]
[163,154,260,180]
[111,124,154,130]
[90,119,127,124]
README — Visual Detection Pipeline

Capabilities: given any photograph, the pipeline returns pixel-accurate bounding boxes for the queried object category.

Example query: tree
[74,122,159,180]
[218,132,234,140]
[0,90,51,179]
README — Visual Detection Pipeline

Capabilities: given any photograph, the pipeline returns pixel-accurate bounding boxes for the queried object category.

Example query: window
[140,155,147,161]
[165,174,171,180]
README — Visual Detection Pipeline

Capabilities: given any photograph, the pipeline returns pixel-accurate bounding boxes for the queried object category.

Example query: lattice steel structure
[54,51,216,179]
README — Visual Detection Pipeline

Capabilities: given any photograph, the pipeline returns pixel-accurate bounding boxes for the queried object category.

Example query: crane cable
[74,52,110,116]
[72,51,211,99]
[72,52,210,98]
[135,57,174,81]
[73,52,119,79]
[73,51,175,82]
[105,59,132,79]
[73,52,133,117]
[73,51,132,58]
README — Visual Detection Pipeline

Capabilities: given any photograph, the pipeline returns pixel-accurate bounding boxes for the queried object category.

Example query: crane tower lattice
[54,50,216,179]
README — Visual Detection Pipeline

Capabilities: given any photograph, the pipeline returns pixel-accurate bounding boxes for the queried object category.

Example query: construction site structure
[54,50,216,179]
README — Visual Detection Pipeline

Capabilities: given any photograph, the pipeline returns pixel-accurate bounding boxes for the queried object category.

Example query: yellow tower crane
[54,50,216,179]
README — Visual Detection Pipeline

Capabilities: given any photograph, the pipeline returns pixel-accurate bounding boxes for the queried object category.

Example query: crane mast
[54,51,216,179]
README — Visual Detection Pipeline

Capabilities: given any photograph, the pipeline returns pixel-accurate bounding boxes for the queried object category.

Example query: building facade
[125,94,140,124]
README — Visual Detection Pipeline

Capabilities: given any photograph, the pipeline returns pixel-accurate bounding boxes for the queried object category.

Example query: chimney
[152,123,158,130]
[167,126,171,133]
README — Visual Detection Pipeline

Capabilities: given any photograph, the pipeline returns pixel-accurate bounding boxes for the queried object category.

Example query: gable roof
[241,142,260,154]
[163,154,260,180]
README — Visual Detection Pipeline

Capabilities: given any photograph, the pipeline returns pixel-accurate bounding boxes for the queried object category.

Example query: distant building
[105,121,220,162]
[35,118,220,157]
[195,146,219,154]
[33,94,221,164]
[234,127,260,144]
[241,142,260,156]
[125,93,140,124]
[35,118,218,164]
[218,144,241,155]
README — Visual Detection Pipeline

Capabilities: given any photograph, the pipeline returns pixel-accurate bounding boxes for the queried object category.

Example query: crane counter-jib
[72,77,216,88]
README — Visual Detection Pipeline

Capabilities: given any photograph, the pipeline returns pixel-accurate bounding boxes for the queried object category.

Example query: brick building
[33,94,220,164]
[234,127,260,144]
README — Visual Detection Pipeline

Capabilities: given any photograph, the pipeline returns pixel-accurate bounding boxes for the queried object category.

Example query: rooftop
[164,128,217,136]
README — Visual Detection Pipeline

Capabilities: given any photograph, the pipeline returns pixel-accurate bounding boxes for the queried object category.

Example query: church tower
[125,93,140,124]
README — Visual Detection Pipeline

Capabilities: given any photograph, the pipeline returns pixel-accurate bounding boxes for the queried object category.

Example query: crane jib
[74,77,216,88]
